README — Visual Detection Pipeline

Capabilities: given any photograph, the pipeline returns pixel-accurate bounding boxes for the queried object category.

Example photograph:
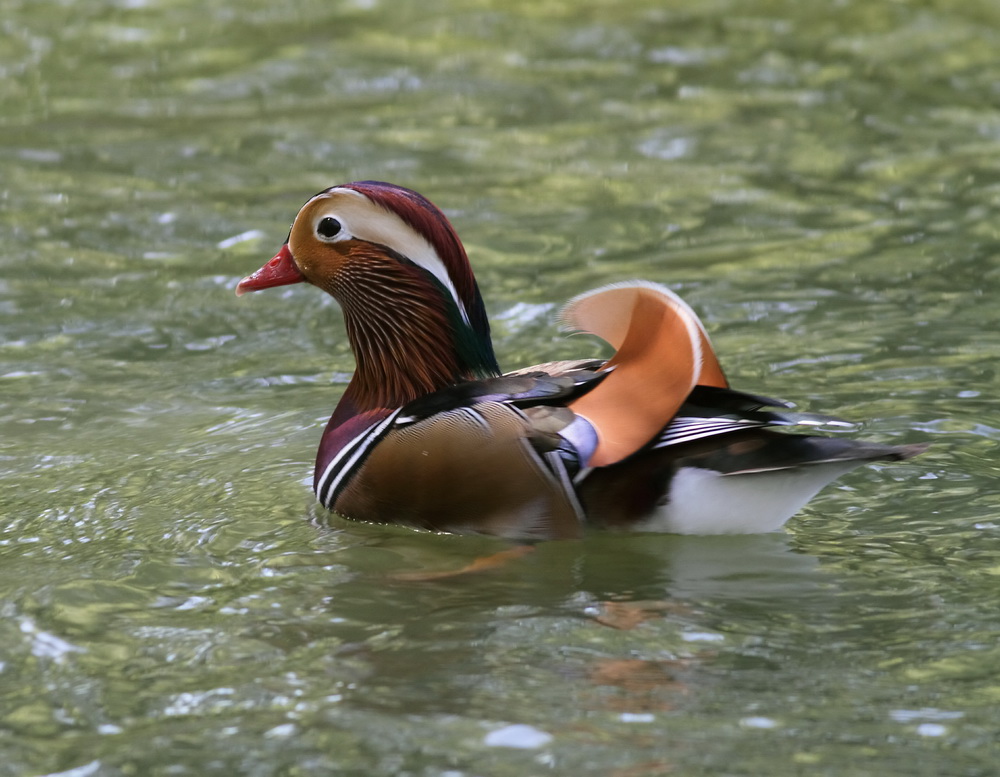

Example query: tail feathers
[695,435,929,477]
[561,281,726,467]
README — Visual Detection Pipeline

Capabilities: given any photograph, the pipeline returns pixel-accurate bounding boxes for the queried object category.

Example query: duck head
[237,181,500,410]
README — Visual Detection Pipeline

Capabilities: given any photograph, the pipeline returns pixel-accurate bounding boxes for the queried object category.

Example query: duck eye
[317,217,342,239]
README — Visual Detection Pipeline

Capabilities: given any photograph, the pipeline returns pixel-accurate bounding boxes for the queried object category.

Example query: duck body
[237,181,925,540]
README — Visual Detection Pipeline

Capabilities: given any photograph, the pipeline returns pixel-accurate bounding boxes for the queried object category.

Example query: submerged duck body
[237,181,924,540]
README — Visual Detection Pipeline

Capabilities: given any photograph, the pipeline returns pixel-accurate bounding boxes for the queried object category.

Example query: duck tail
[562,281,728,468]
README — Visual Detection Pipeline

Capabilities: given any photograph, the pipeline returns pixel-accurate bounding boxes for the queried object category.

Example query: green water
[2,0,999,774]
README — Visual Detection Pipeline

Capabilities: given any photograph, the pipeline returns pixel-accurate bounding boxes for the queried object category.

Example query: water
[2,0,999,774]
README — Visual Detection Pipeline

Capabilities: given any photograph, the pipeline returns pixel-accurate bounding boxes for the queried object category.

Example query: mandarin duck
[236,181,925,540]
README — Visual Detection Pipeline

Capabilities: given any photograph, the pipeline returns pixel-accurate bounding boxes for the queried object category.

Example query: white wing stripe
[652,416,767,448]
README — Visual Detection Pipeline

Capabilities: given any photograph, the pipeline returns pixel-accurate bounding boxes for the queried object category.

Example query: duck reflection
[293,521,833,718]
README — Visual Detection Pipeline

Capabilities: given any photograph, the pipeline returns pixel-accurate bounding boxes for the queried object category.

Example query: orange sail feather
[563,282,725,467]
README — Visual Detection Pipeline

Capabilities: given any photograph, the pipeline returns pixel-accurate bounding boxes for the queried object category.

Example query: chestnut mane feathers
[340,181,485,328]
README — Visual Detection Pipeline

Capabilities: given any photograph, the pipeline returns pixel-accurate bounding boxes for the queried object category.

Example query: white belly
[641,462,863,534]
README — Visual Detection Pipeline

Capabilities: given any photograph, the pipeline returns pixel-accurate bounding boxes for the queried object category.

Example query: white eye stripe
[306,188,470,325]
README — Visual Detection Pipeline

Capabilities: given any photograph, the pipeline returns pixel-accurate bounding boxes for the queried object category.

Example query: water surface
[2,0,999,774]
